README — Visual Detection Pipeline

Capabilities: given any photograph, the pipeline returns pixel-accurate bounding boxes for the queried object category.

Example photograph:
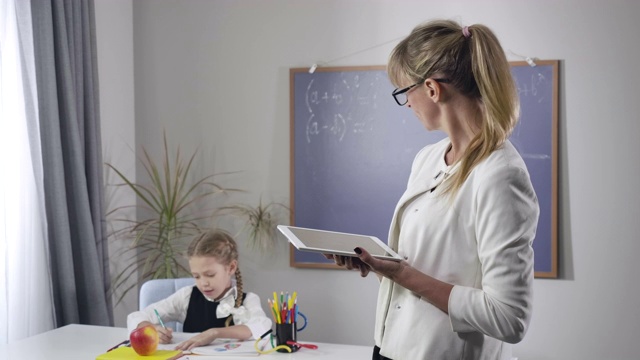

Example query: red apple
[129,325,159,356]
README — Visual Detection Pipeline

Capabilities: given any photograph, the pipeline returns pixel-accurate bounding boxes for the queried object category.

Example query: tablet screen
[278,225,402,261]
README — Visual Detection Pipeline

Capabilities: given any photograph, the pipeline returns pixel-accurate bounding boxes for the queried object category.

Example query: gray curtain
[30,0,112,326]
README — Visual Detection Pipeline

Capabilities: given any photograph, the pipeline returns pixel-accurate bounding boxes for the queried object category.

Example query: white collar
[208,285,250,324]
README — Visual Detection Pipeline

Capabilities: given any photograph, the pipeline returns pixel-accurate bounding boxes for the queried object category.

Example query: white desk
[0,324,372,359]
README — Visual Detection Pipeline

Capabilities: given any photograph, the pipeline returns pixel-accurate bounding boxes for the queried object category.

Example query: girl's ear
[228,259,238,275]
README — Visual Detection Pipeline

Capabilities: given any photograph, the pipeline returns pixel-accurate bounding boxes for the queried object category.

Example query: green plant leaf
[106,136,288,305]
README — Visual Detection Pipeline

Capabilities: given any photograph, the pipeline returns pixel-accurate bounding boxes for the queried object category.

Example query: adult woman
[332,20,539,359]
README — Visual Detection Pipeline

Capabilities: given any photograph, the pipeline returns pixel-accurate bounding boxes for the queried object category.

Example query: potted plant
[106,134,261,304]
[219,197,289,252]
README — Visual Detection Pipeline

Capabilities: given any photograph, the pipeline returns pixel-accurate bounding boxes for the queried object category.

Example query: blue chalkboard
[289,62,558,278]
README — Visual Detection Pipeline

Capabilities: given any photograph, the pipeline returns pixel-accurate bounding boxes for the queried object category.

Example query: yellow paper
[96,346,183,360]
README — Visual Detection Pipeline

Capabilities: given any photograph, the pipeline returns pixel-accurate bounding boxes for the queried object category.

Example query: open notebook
[157,332,269,357]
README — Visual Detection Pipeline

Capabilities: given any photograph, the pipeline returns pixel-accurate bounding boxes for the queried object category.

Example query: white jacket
[375,138,539,360]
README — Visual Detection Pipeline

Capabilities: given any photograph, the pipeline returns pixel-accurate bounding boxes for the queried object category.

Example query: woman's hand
[324,253,372,277]
[356,247,453,314]
[352,247,407,281]
[175,328,219,351]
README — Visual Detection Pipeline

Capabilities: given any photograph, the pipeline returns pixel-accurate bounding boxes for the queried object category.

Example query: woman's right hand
[324,254,372,277]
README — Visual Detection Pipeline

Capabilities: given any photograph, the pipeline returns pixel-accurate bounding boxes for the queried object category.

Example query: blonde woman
[329,20,539,359]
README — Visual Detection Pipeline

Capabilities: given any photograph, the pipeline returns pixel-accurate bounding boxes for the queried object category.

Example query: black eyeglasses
[391,78,450,106]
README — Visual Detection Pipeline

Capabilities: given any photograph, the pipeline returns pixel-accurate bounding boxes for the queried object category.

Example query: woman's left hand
[357,247,453,314]
[354,247,407,280]
[174,329,218,351]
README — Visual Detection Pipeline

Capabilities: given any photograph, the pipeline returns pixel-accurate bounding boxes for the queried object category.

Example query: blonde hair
[388,19,519,199]
[187,229,243,326]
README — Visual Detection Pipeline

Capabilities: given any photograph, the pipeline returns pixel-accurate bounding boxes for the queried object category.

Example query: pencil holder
[275,322,299,353]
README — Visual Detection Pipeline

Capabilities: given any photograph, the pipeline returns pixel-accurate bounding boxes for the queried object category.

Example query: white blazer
[375,138,539,360]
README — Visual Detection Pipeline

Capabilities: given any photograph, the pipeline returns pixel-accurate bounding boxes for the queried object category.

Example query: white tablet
[277,225,403,262]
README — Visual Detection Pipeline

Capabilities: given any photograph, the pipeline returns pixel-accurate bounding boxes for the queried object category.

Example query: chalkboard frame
[288,62,559,278]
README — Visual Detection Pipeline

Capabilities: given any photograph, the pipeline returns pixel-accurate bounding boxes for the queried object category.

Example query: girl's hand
[137,321,173,344]
[175,328,219,351]
[156,326,173,344]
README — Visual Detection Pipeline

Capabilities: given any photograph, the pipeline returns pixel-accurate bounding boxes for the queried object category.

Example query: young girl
[127,230,271,351]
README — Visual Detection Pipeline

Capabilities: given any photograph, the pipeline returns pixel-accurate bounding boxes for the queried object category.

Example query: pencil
[268,299,279,324]
[273,292,279,312]
[154,309,166,329]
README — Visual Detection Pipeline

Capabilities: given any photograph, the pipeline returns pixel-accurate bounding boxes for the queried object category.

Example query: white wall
[94,0,136,328]
[96,1,640,359]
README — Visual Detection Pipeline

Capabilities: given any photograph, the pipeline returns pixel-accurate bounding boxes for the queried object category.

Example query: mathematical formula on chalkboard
[301,72,388,143]
[289,62,559,278]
